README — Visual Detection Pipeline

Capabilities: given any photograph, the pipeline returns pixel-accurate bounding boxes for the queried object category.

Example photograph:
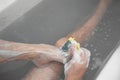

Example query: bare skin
[23,62,63,80]
[24,0,111,80]
[0,40,66,80]
[0,0,111,80]
[56,0,112,47]
[24,45,90,80]
[0,40,65,63]
[64,45,90,80]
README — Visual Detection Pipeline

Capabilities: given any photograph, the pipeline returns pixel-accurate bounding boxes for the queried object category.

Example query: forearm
[0,40,65,80]
[0,39,36,62]
[0,39,64,63]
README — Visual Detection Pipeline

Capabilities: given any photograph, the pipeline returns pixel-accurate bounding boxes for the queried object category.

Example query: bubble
[99,28,103,32]
[91,58,102,71]
[13,30,17,33]
[104,37,107,40]
[91,31,95,36]
[93,49,97,52]
[90,44,94,48]
[105,31,107,34]
[94,28,98,32]
[103,23,106,26]
[106,34,109,37]
[92,57,96,61]
[108,28,111,32]
[118,18,120,22]
[91,67,94,70]
[84,43,89,47]
[95,53,100,56]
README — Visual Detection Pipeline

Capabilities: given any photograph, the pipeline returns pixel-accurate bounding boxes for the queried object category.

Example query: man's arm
[0,40,65,63]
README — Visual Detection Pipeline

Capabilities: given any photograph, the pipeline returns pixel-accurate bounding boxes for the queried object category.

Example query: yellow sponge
[68,37,80,51]
[62,37,80,52]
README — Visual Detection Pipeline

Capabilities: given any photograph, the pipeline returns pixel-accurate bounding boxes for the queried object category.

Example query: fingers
[81,48,91,67]
[64,46,91,74]
[70,47,90,67]
[62,45,75,64]
[31,44,70,67]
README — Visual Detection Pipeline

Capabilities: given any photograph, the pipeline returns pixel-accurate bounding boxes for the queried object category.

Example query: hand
[64,45,90,80]
[32,44,67,67]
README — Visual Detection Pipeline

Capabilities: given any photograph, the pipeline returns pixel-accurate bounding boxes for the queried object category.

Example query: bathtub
[96,41,120,80]
[0,0,120,80]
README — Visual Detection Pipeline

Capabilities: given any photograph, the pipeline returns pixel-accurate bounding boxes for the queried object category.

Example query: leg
[23,62,63,80]
[32,0,112,80]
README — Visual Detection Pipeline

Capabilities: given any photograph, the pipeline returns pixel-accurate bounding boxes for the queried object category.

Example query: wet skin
[0,0,111,80]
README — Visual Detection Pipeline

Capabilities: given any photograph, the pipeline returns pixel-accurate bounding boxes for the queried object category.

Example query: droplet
[91,58,102,71]
[105,31,107,34]
[13,30,17,33]
[108,29,111,32]
[104,37,107,40]
[92,58,96,61]
[90,44,94,48]
[103,23,106,26]
[59,79,64,80]
[94,28,98,32]
[91,31,95,36]
[91,67,94,70]
[118,19,120,22]
[95,53,100,56]
[93,49,97,52]
[106,34,109,37]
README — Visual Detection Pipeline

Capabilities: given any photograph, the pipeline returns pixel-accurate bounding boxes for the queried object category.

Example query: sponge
[61,37,80,52]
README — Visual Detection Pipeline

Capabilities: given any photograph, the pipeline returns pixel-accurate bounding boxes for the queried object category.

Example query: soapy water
[104,29,111,41]
[91,28,98,36]
[91,31,95,36]
[106,34,109,38]
[93,49,97,52]
[118,18,120,22]
[91,57,102,70]
[90,44,94,48]
[84,43,89,48]
[104,37,107,40]
[84,28,112,71]
[66,25,111,72]
[83,42,102,71]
